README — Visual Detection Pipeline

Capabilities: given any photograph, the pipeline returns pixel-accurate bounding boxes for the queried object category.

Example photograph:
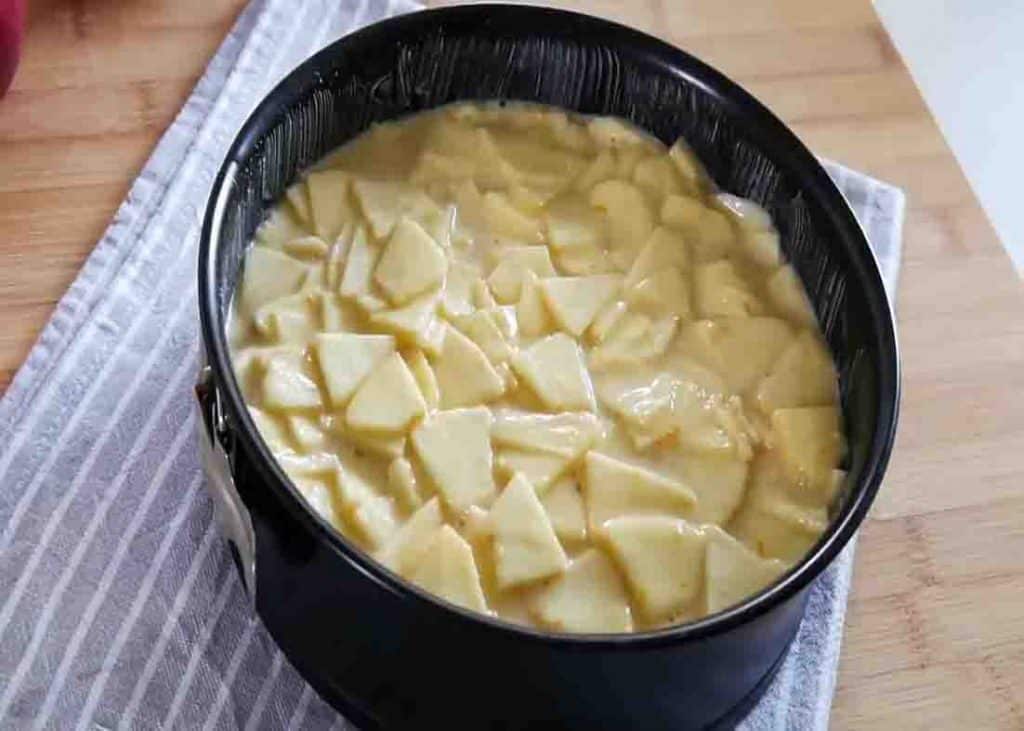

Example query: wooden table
[3,0,1023,727]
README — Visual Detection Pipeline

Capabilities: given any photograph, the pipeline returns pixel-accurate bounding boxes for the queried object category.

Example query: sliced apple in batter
[540,476,588,545]
[374,218,448,306]
[240,247,309,313]
[674,318,793,395]
[306,168,354,241]
[411,407,495,512]
[378,497,443,576]
[406,348,440,410]
[583,452,696,533]
[516,269,555,338]
[487,246,556,304]
[491,410,603,461]
[338,226,378,299]
[510,333,595,412]
[694,260,763,318]
[602,516,706,622]
[433,327,506,408]
[490,473,569,590]
[704,527,787,614]
[261,350,322,411]
[314,332,395,407]
[771,406,842,496]
[540,275,622,338]
[531,549,632,633]
[755,332,837,413]
[412,525,488,613]
[345,352,426,433]
[495,449,568,494]
[335,466,398,549]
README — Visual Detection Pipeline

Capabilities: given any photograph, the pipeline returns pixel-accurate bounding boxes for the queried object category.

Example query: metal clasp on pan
[195,362,257,602]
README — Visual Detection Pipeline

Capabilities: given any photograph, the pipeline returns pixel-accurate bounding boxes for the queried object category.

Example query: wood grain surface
[2,0,1023,727]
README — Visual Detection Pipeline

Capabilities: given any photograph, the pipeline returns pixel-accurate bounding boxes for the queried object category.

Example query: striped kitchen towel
[0,1,904,728]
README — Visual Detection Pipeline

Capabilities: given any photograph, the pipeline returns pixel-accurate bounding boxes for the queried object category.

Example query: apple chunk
[583,452,696,533]
[510,333,595,412]
[490,473,569,590]
[345,352,426,434]
[374,218,448,305]
[603,516,707,622]
[411,407,496,512]
[314,332,395,407]
[531,549,632,633]
[412,525,489,613]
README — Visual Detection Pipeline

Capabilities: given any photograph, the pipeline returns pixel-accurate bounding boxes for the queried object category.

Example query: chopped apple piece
[573,149,616,192]
[511,334,595,412]
[490,473,569,589]
[406,349,440,410]
[412,525,488,613]
[588,313,678,371]
[314,332,395,407]
[326,417,407,459]
[254,293,318,344]
[320,293,363,332]
[755,332,837,412]
[704,527,786,614]
[277,452,340,479]
[441,261,480,318]
[540,275,622,338]
[325,224,354,290]
[693,208,735,263]
[694,260,763,317]
[353,178,436,239]
[345,352,426,433]
[239,247,309,313]
[516,270,555,338]
[386,457,423,511]
[306,169,355,241]
[632,156,684,198]
[731,472,829,561]
[667,138,707,193]
[451,310,513,364]
[335,467,398,548]
[378,497,442,576]
[262,350,322,411]
[625,266,691,320]
[495,450,568,494]
[491,410,603,461]
[292,475,339,526]
[433,327,506,408]
[767,265,817,328]
[587,300,628,344]
[338,226,378,299]
[248,407,292,453]
[660,194,705,233]
[590,180,653,265]
[531,549,632,633]
[369,289,444,354]
[771,407,842,495]
[603,516,706,622]
[545,193,606,254]
[284,182,312,224]
[286,414,328,452]
[541,476,588,545]
[674,318,794,394]
[483,191,543,242]
[374,218,448,305]
[254,206,307,251]
[487,246,556,304]
[583,452,696,532]
[624,227,690,289]
[283,235,329,259]
[677,452,750,525]
[411,407,496,511]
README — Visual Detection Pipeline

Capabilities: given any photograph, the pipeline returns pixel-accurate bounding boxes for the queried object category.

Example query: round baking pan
[196,5,900,728]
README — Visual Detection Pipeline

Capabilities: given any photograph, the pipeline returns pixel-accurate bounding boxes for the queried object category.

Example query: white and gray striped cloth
[0,1,904,728]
